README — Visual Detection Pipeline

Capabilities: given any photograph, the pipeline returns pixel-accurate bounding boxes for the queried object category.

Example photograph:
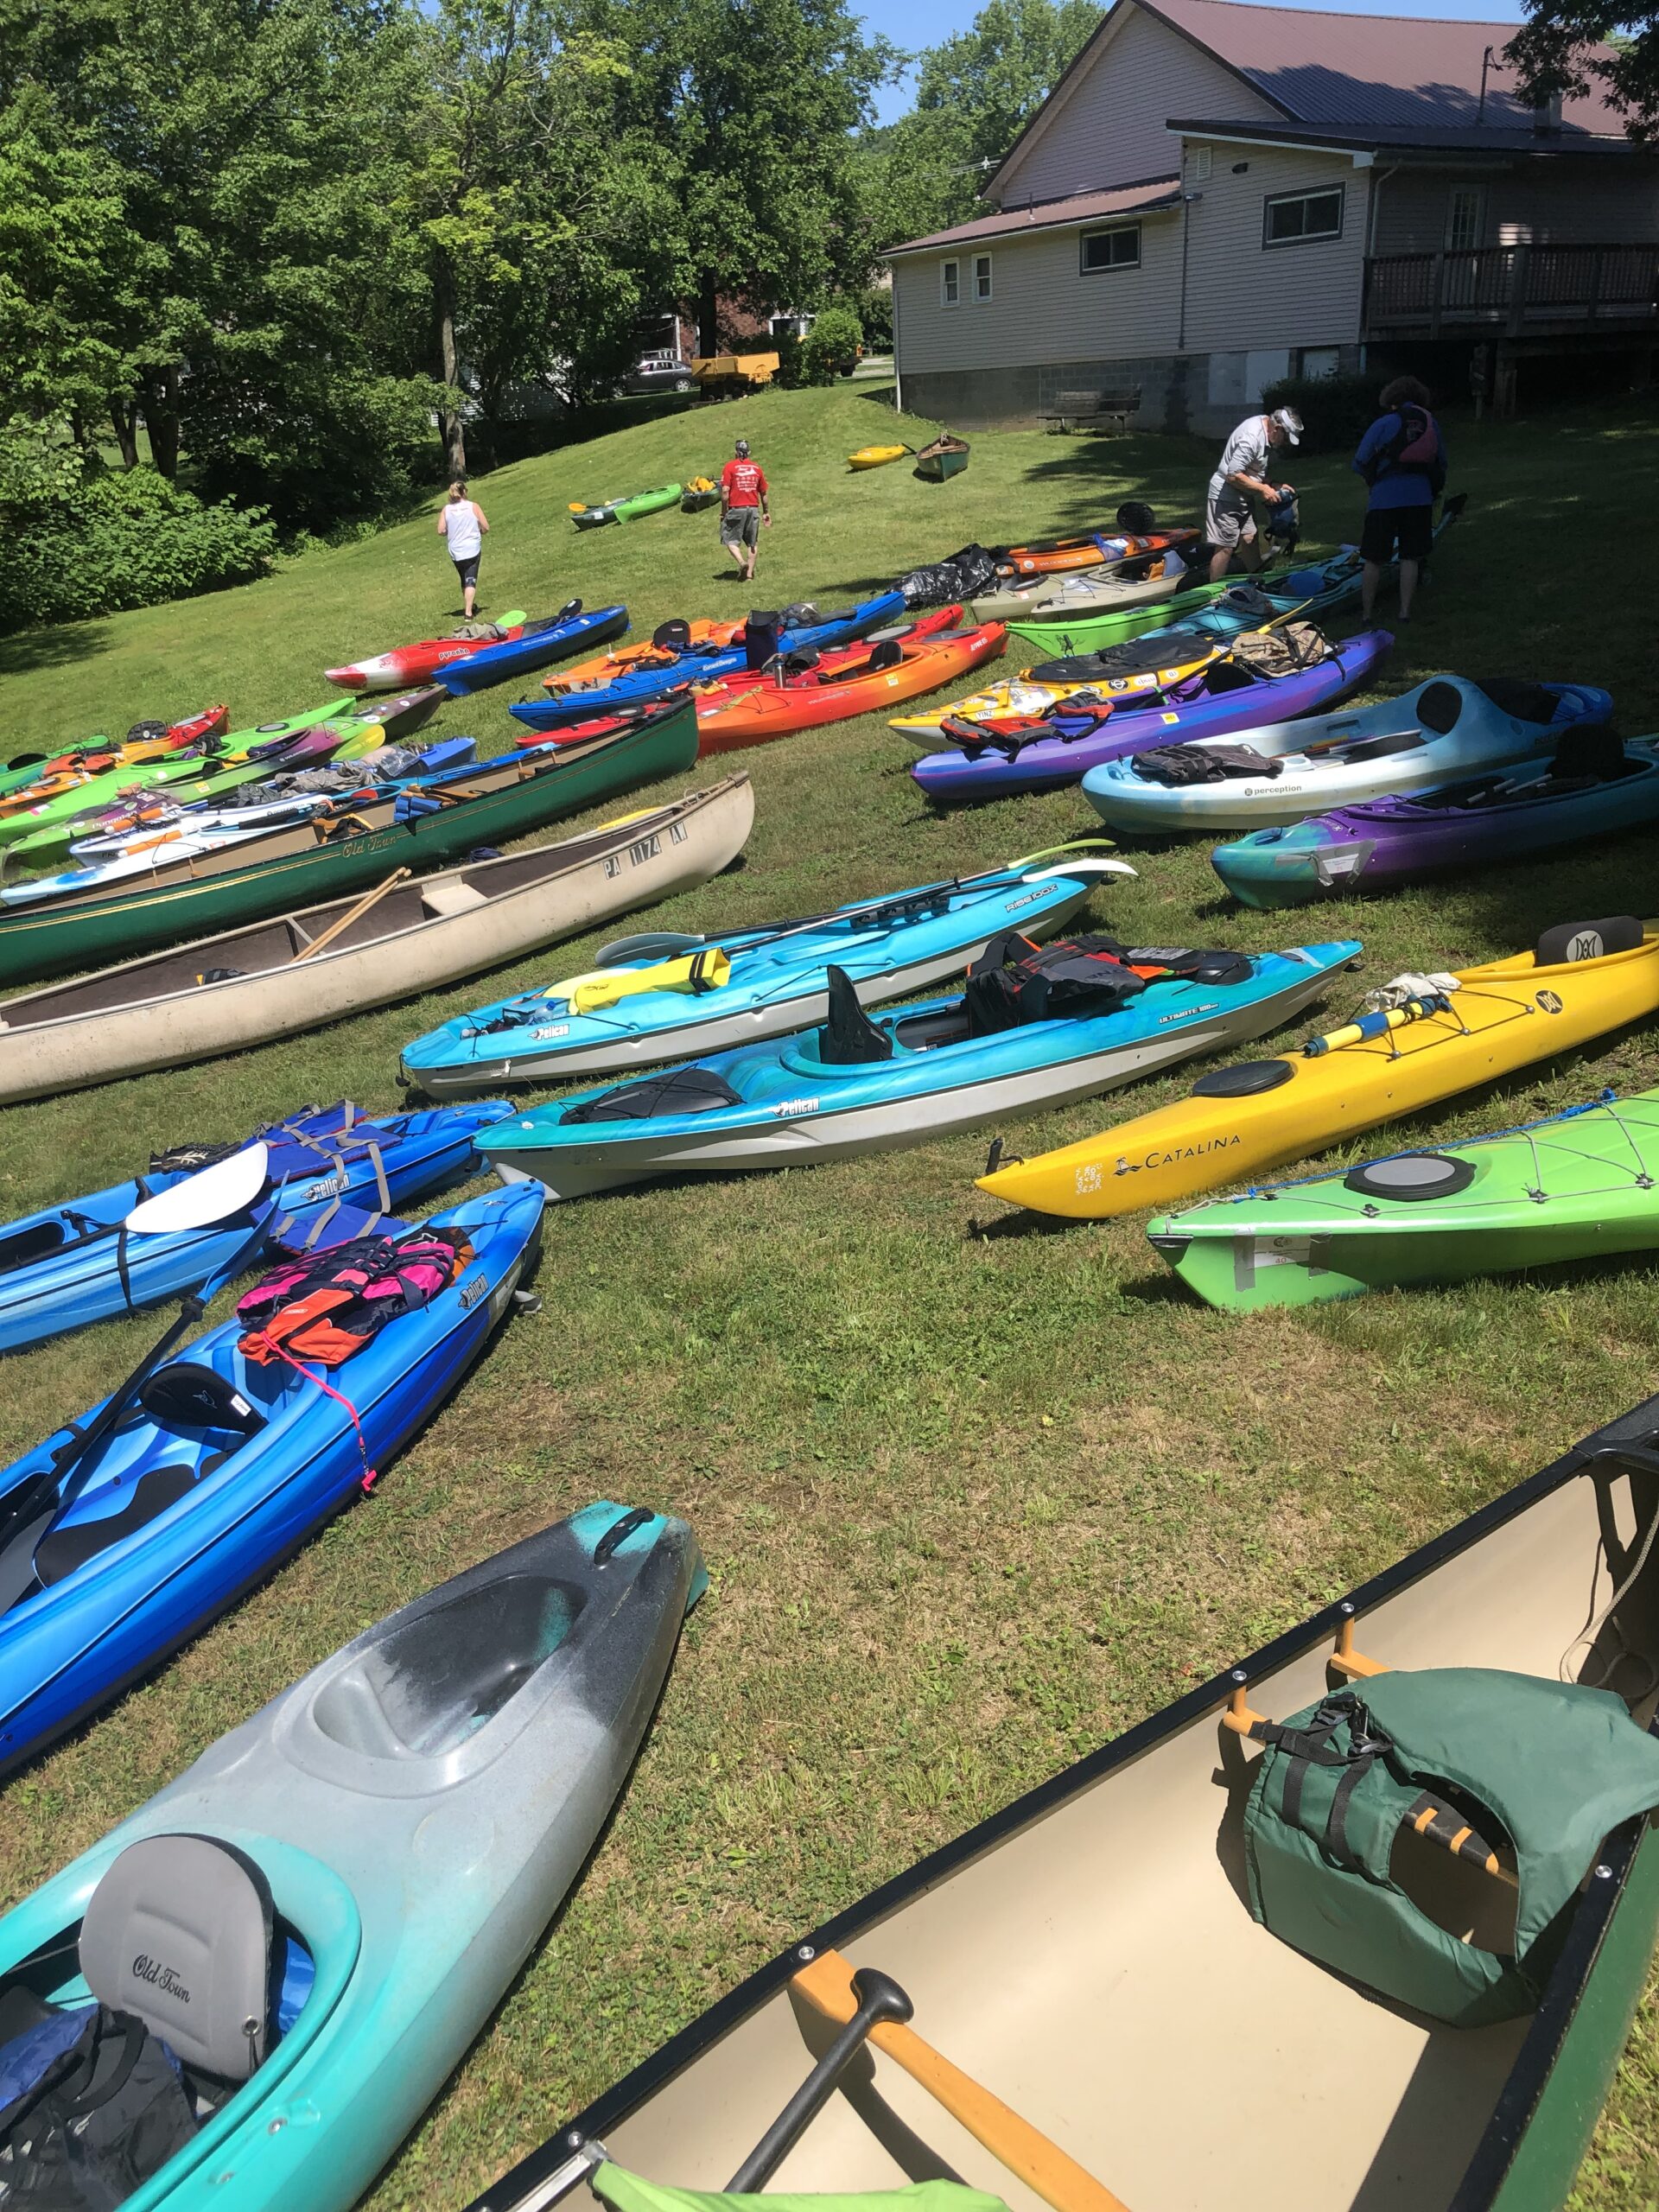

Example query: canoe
[570,484,683,529]
[0,704,231,799]
[1000,525,1200,579]
[692,619,1007,753]
[464,1390,1659,2212]
[682,478,721,512]
[0,1179,544,1774]
[437,605,630,696]
[849,444,909,470]
[914,434,969,481]
[0,697,701,986]
[0,1098,512,1353]
[478,937,1358,1202]
[0,778,753,1103]
[910,632,1394,802]
[1147,1084,1659,1310]
[399,846,1132,1092]
[976,916,1659,1221]
[511,595,909,733]
[1079,677,1613,836]
[1214,729,1659,908]
[0,1498,703,2212]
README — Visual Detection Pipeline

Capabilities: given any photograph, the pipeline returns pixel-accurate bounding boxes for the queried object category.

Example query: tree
[1507,5,1659,136]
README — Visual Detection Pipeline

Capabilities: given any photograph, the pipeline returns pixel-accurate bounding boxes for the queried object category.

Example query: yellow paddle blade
[550,947,734,1013]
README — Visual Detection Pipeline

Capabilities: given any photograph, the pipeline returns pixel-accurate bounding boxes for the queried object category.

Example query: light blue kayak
[479,938,1361,1199]
[0,1498,704,2212]
[399,847,1135,1094]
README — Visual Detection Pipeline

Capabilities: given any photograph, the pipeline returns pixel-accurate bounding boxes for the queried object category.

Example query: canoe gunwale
[465,1395,1659,2212]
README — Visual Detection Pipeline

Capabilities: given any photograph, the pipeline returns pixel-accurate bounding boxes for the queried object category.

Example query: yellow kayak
[976,918,1659,1220]
[889,639,1224,736]
[848,444,909,471]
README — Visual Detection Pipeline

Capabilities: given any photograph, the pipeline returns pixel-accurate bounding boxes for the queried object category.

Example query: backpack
[1365,404,1446,492]
[963,933,1253,1034]
[234,1226,474,1367]
[0,1993,198,2209]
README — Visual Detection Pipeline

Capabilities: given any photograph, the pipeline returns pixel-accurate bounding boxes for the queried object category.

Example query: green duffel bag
[1243,1666,1659,2025]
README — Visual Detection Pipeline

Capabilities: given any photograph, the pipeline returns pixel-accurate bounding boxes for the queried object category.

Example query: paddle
[791,1948,1135,2212]
[723,1965,915,2191]
[289,867,413,964]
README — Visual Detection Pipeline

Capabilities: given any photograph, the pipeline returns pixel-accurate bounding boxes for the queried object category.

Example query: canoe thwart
[790,1946,1134,2212]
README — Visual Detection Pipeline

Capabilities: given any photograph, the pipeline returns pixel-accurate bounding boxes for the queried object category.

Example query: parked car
[627,352,696,395]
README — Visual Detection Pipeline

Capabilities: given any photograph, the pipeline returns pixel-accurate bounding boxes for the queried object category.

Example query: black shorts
[1359,505,1433,564]
[453,553,480,590]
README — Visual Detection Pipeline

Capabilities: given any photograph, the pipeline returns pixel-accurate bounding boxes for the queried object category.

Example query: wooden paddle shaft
[791,1948,1133,2212]
[291,867,411,963]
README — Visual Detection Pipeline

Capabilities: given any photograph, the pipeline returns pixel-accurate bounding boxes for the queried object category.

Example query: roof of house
[888,177,1182,256]
[1166,115,1641,156]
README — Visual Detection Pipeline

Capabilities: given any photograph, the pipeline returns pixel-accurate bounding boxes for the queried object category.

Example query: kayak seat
[1474,677,1564,726]
[817,968,893,1065]
[138,1362,266,1436]
[35,1464,205,1587]
[1535,915,1643,965]
[561,1068,744,1124]
[1548,723,1630,781]
[651,620,692,653]
[1414,682,1465,736]
[1203,661,1263,695]
[81,1834,274,2082]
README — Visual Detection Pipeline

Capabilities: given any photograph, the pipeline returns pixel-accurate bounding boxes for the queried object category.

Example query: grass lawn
[3,379,1659,2209]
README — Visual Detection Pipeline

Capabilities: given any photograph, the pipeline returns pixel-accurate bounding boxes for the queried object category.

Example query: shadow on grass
[0,620,115,679]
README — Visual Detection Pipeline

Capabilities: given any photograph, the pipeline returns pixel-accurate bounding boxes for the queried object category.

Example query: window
[940,258,960,307]
[1297,346,1341,379]
[1263,185,1344,247]
[1446,187,1484,251]
[972,253,993,301]
[1081,226,1141,274]
[1186,144,1211,184]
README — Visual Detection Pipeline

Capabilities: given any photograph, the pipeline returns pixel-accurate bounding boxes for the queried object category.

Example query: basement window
[1263,185,1344,248]
[1081,226,1141,274]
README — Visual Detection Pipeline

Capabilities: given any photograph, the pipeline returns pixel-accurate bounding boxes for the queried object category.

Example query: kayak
[0,1497,702,2212]
[0,697,700,985]
[1147,1085,1659,1310]
[478,937,1358,1202]
[0,700,365,822]
[437,604,630,696]
[0,779,754,1104]
[464,1391,1659,2212]
[682,477,721,512]
[691,618,1007,753]
[1000,525,1200,579]
[849,444,908,469]
[0,1098,512,1353]
[1214,728,1659,907]
[327,608,530,690]
[510,594,909,733]
[890,628,1238,739]
[975,544,1207,628]
[976,916,1659,1220]
[1080,677,1613,835]
[0,1179,544,1774]
[399,845,1132,1093]
[911,631,1394,801]
[570,484,683,529]
[0,704,232,801]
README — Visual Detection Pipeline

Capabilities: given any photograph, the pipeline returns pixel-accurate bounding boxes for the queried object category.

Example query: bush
[0,466,276,632]
[799,306,865,385]
[1260,372,1382,454]
[770,328,807,390]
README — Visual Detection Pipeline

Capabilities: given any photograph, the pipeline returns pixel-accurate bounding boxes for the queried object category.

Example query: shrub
[799,306,865,385]
[1260,372,1382,454]
[0,465,276,632]
[770,328,807,390]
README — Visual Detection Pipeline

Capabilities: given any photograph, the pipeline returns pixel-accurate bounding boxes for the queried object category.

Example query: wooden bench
[1039,387,1141,433]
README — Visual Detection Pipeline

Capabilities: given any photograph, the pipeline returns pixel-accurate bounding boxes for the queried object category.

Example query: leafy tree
[1507,4,1659,137]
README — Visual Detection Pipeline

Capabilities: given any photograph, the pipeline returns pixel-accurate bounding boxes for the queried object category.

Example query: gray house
[888,0,1659,434]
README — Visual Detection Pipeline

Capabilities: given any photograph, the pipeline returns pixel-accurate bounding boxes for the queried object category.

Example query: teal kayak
[0,1499,705,2211]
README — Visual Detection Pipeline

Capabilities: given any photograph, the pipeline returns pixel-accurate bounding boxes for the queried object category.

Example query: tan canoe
[0,774,753,1103]
[467,1390,1659,2212]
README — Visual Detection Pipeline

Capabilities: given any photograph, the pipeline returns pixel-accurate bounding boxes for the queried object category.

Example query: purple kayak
[910,631,1393,800]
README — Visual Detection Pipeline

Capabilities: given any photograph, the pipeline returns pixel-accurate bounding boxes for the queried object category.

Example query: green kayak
[569,484,683,530]
[1004,570,1269,657]
[0,697,698,985]
[1147,1087,1659,1311]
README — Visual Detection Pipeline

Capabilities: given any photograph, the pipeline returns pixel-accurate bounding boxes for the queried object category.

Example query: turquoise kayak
[0,1499,705,2212]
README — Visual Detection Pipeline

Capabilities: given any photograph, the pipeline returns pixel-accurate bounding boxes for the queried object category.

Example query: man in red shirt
[718,438,771,582]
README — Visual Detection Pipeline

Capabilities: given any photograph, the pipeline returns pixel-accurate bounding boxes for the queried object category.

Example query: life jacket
[1364,404,1446,491]
[1242,1668,1659,2027]
[234,1226,474,1368]
[963,932,1253,1034]
[1130,742,1282,787]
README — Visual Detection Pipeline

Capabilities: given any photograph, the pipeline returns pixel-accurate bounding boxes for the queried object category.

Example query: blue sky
[862,0,1522,121]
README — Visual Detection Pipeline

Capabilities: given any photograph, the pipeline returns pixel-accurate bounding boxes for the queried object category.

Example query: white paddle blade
[124,1141,272,1236]
[1022,858,1138,882]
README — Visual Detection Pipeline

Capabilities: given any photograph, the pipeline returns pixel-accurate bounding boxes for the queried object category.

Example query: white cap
[1269,406,1303,446]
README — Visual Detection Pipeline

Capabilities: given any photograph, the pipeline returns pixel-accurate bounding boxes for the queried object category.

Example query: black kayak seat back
[1203,660,1262,696]
[651,619,692,653]
[817,967,893,1064]
[125,721,168,746]
[1413,680,1465,736]
[562,1067,744,1124]
[866,639,904,674]
[138,1362,264,1435]
[1192,1058,1294,1097]
[1344,1153,1478,1204]
[81,1834,274,2082]
[1548,723,1630,783]
[1535,915,1643,965]
[1475,677,1563,727]
[1338,729,1426,764]
[1116,500,1156,532]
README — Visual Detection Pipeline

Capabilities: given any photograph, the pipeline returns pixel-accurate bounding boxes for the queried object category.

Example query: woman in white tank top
[436,480,490,618]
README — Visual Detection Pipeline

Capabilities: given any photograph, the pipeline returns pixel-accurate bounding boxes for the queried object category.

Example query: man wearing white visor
[1204,404,1302,583]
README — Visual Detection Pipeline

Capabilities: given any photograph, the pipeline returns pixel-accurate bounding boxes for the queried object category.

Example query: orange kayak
[692,614,1007,754]
[0,703,230,817]
[1002,527,1200,580]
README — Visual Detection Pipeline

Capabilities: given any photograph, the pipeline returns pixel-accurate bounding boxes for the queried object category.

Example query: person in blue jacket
[1353,376,1447,623]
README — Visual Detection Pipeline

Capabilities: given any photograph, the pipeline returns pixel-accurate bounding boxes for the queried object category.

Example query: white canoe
[0,775,753,1103]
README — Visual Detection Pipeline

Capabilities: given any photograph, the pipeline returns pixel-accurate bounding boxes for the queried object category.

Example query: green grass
[3,379,1659,2209]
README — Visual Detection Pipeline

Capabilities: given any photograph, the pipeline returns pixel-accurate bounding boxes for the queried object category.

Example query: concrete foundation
[901,347,1364,438]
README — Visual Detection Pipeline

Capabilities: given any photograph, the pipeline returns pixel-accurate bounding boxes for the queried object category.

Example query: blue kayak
[507,593,908,733]
[399,847,1137,1094]
[480,938,1360,1200]
[438,602,629,696]
[0,1100,513,1355]
[0,1180,545,1775]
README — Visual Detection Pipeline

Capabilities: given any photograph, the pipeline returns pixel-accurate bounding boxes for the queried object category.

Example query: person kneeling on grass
[1354,376,1447,623]
[719,438,770,582]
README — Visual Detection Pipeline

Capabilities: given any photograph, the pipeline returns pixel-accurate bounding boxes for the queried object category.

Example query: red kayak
[326,611,533,692]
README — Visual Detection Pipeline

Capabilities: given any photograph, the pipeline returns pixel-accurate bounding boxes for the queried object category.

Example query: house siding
[995,3,1276,203]
[1371,163,1659,253]
[1180,146,1370,353]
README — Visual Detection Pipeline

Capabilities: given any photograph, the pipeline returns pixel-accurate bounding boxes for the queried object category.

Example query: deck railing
[1362,243,1659,337]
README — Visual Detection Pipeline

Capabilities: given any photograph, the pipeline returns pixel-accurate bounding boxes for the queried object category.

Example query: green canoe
[570,485,683,530]
[1147,1087,1659,1311]
[0,697,698,986]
